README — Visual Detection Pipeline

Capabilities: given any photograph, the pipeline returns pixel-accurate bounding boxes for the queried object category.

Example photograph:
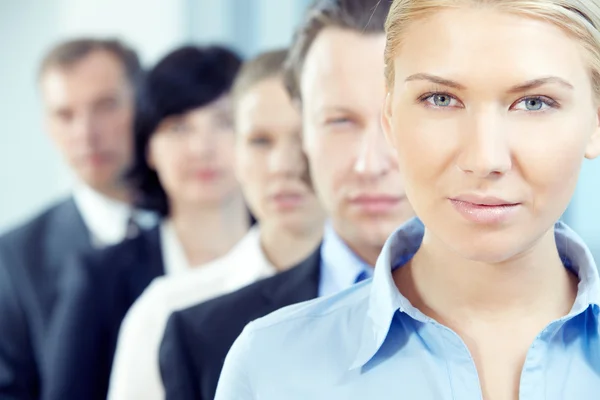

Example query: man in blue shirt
[157,1,413,398]
[215,0,600,398]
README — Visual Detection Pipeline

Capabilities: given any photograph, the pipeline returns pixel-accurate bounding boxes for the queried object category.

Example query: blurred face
[148,97,239,208]
[41,50,134,194]
[383,8,600,264]
[235,77,325,234]
[300,28,414,252]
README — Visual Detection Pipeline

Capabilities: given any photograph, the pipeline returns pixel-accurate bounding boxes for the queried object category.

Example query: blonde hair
[231,49,288,108]
[384,0,600,96]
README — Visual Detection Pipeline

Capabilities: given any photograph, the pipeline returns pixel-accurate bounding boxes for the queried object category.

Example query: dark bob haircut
[127,45,242,216]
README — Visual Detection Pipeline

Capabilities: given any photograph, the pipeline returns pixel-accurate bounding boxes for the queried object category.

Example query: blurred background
[1,0,599,262]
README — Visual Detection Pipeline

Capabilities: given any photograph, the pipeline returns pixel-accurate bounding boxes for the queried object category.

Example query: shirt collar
[320,221,373,294]
[160,220,190,276]
[73,183,133,247]
[351,218,600,370]
[160,224,276,280]
[220,226,276,290]
[555,221,600,312]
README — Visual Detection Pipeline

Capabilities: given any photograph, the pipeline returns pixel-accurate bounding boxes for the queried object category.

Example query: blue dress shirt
[215,218,600,399]
[319,221,373,296]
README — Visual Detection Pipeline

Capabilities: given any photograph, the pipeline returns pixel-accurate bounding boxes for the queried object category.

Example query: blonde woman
[215,0,600,399]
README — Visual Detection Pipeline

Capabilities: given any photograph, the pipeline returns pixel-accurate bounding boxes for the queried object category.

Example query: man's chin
[353,222,394,246]
[79,172,122,193]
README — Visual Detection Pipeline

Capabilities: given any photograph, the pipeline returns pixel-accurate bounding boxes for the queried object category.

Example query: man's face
[41,50,135,195]
[300,28,415,260]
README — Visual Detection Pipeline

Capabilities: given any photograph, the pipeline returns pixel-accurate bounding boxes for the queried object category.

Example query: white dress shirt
[72,184,156,247]
[160,220,195,276]
[107,226,275,400]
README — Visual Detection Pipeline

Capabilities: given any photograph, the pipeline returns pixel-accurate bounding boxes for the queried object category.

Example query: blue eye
[526,99,542,110]
[432,94,451,106]
[513,96,557,112]
[421,93,461,108]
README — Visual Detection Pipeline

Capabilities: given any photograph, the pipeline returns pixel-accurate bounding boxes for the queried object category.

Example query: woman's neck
[169,193,250,267]
[395,227,578,327]
[259,221,324,272]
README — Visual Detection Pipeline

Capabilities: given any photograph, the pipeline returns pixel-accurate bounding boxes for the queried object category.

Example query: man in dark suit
[0,38,146,399]
[43,225,165,400]
[158,1,412,399]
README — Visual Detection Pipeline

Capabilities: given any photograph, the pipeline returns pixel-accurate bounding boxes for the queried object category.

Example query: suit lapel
[123,225,165,303]
[140,225,165,277]
[260,244,322,309]
[21,198,93,362]
[36,198,92,311]
[45,197,92,261]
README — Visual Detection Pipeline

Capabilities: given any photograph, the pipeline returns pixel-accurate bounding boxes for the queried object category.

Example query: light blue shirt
[215,218,600,400]
[319,222,373,297]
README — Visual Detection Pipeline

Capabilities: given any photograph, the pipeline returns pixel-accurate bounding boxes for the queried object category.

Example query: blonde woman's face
[234,77,325,234]
[382,7,600,263]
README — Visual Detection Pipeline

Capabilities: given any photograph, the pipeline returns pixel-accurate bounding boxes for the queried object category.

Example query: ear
[381,92,396,149]
[585,105,600,159]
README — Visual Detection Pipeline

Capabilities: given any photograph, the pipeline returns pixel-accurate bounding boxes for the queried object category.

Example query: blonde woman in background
[215,0,600,399]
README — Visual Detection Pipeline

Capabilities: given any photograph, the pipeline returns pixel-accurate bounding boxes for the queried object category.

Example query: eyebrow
[404,73,574,93]
[506,77,574,93]
[405,73,466,89]
[320,106,354,113]
[315,106,357,118]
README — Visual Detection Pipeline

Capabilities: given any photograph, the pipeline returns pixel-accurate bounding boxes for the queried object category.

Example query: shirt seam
[437,326,457,400]
[246,297,369,334]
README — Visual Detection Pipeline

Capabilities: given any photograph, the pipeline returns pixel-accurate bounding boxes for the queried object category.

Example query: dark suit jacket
[159,246,321,400]
[42,225,165,400]
[0,198,92,400]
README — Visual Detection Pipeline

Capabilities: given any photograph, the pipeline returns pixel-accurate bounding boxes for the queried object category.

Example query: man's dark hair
[284,0,392,100]
[127,45,242,216]
[38,38,143,89]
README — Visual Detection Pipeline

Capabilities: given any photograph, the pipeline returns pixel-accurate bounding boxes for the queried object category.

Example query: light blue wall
[187,0,311,57]
[565,161,600,263]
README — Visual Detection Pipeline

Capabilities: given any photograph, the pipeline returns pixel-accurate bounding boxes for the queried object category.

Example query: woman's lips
[449,197,521,224]
[271,192,306,211]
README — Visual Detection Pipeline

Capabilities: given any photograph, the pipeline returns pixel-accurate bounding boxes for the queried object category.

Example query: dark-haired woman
[41,45,249,400]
